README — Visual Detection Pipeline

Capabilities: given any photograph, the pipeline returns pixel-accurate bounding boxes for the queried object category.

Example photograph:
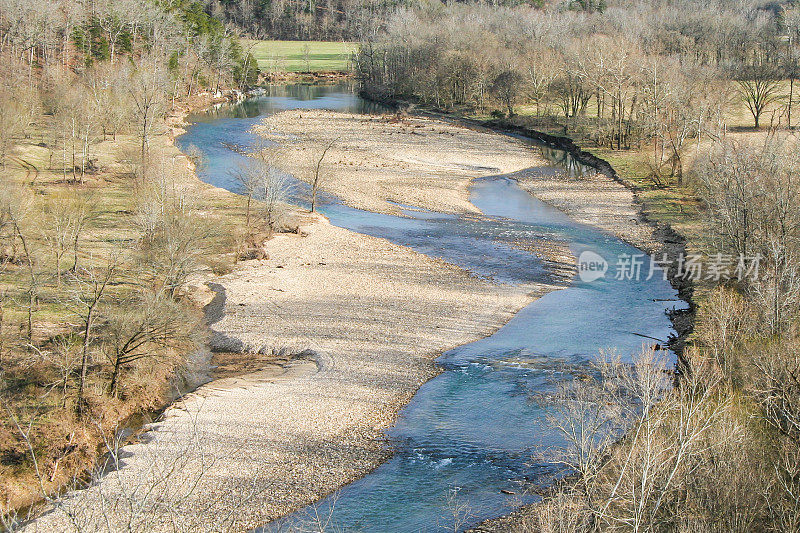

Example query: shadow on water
[176,85,683,532]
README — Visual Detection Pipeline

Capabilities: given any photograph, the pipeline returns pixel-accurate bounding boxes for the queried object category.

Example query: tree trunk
[77,306,95,414]
[246,194,252,226]
[109,356,121,397]
[14,222,36,341]
[72,234,80,272]
[71,119,77,182]
[141,114,148,170]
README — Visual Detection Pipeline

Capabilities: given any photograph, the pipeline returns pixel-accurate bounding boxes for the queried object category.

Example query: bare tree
[64,260,118,414]
[139,205,215,297]
[783,6,800,129]
[693,286,750,377]
[87,63,130,141]
[47,337,81,409]
[232,158,262,228]
[104,292,197,397]
[41,192,92,286]
[134,155,217,296]
[642,60,716,184]
[309,139,336,212]
[0,85,27,168]
[523,52,557,117]
[540,348,729,530]
[735,63,783,129]
[233,143,286,228]
[442,487,474,533]
[694,136,800,333]
[2,185,38,340]
[8,403,269,531]
[257,165,292,234]
[492,68,525,117]
[127,55,168,172]
[694,139,763,257]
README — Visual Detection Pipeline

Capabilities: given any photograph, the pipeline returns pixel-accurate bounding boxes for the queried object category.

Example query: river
[176,84,684,532]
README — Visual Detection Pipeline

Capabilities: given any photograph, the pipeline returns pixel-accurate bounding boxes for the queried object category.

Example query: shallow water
[177,84,684,532]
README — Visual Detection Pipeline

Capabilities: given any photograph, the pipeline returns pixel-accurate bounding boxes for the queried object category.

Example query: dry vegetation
[0,0,273,526]
[474,136,800,531]
[21,216,544,531]
[358,0,800,179]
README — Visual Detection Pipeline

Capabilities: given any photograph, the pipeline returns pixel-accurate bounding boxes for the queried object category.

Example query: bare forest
[0,0,262,525]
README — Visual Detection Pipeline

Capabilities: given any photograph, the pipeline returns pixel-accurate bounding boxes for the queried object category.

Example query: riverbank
[0,87,255,518]
[343,106,697,532]
[258,108,663,265]
[359,95,696,344]
[24,93,583,530]
[22,92,683,531]
[24,212,553,531]
[255,106,697,353]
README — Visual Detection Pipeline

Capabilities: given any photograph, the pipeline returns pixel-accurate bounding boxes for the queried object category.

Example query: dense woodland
[2,0,800,531]
[201,0,390,40]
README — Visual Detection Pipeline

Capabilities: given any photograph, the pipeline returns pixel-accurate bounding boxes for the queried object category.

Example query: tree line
[200,0,621,41]
[201,0,417,41]
[357,0,800,183]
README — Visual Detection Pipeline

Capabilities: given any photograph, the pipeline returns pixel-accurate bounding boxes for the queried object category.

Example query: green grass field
[244,40,358,72]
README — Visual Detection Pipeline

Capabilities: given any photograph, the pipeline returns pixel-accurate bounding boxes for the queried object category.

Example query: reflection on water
[186,83,385,122]
[176,85,683,532]
[177,84,386,193]
[538,146,596,179]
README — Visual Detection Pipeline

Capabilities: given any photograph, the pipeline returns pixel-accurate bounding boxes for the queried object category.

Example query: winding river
[176,84,684,532]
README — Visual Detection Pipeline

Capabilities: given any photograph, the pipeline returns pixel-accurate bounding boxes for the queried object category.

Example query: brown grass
[0,93,257,516]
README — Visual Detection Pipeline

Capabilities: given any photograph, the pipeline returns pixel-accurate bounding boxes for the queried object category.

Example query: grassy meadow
[243,40,358,72]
